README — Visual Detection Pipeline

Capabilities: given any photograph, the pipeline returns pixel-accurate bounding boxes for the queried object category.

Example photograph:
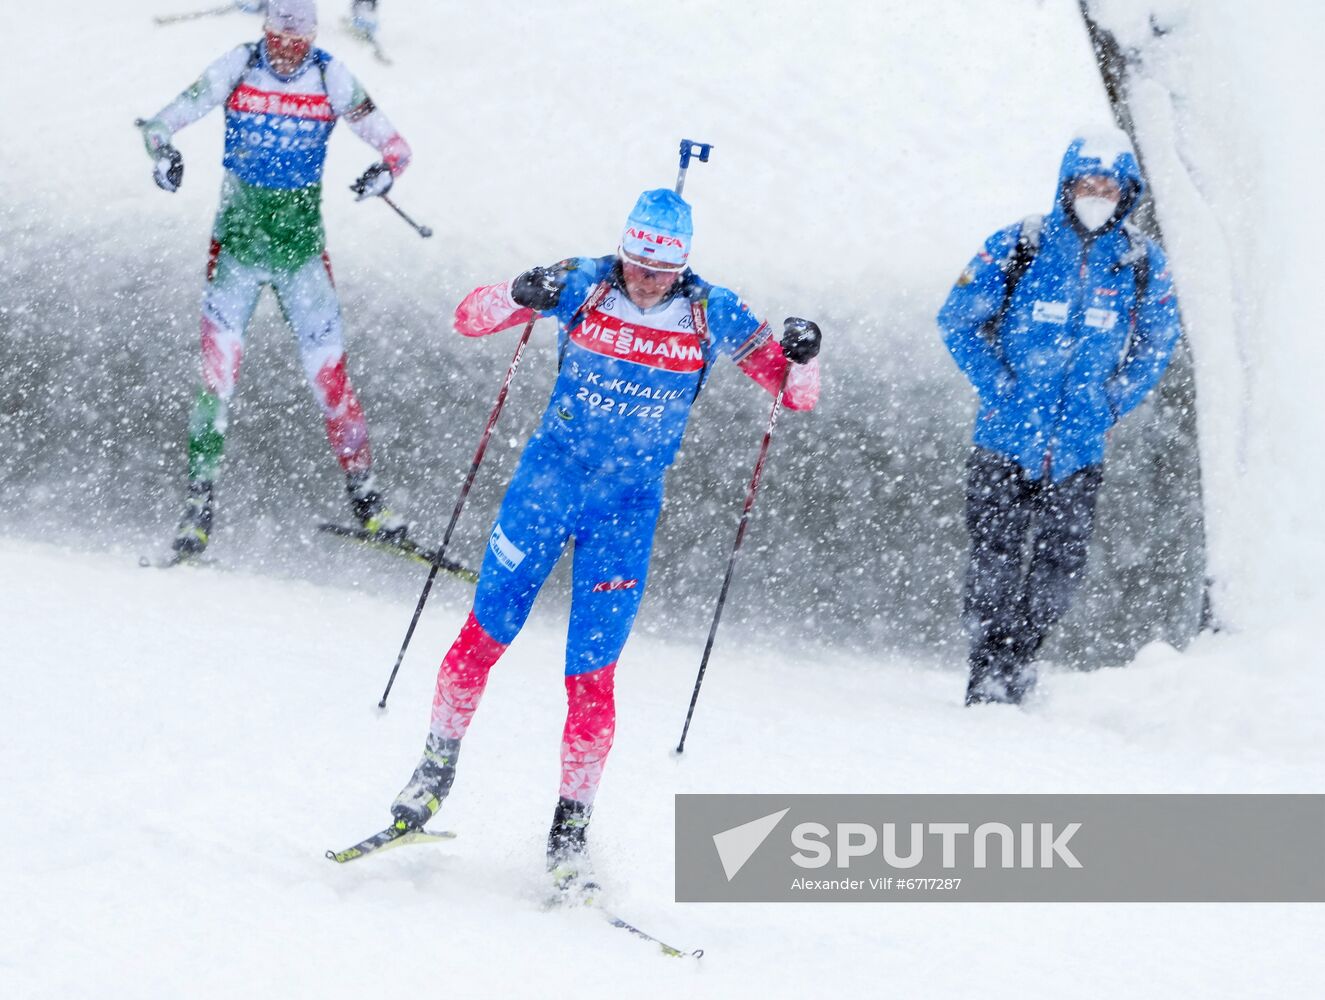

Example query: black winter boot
[1004,627,1045,704]
[965,632,1019,706]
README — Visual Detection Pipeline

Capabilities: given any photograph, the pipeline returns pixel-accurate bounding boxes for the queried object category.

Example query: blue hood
[1055,128,1145,230]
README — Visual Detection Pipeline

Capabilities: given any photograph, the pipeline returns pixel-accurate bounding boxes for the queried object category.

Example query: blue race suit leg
[472,434,579,645]
[565,475,665,677]
[557,470,663,805]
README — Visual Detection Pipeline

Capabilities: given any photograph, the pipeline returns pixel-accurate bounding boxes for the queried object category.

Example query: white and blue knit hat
[620,189,693,271]
[265,0,318,37]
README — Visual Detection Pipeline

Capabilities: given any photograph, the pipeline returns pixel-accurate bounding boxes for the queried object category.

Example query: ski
[546,882,702,958]
[152,5,236,25]
[329,825,699,955]
[340,17,392,65]
[317,523,479,583]
[138,552,212,569]
[325,819,457,864]
[593,904,703,959]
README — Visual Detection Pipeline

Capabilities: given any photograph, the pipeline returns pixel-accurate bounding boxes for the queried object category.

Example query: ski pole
[675,366,790,754]
[376,314,537,709]
[153,5,236,25]
[381,195,433,239]
[675,139,714,197]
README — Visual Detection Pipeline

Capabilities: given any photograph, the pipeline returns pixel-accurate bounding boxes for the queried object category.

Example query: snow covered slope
[2,537,1322,998]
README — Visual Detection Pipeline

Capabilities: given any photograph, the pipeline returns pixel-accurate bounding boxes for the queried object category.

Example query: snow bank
[1091,0,1325,625]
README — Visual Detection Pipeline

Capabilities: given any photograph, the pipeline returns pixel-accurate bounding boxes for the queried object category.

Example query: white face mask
[1072,194,1120,231]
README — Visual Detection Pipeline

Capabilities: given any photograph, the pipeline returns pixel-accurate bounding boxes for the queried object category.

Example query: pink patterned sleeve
[453,281,537,338]
[737,338,820,411]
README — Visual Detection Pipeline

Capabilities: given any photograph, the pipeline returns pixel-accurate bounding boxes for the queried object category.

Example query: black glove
[511,264,568,311]
[350,162,393,201]
[153,145,184,193]
[781,317,821,364]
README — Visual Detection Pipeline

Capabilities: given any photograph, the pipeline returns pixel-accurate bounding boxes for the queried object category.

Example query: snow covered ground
[4,0,1325,996]
[2,537,1322,998]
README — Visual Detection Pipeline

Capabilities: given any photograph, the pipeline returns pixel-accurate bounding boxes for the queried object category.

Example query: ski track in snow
[2,537,1322,998]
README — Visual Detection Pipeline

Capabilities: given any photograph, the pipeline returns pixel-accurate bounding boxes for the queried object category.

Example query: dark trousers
[962,448,1103,695]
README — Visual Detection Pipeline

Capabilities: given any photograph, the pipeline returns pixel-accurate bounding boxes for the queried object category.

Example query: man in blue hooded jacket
[938,128,1182,705]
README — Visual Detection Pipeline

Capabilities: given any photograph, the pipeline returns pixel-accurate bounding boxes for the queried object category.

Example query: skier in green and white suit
[139,0,411,559]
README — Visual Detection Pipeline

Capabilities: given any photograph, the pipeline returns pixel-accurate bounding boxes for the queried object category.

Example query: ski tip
[326,824,458,865]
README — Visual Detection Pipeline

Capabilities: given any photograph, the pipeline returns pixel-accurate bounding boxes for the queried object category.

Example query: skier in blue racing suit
[391,188,822,892]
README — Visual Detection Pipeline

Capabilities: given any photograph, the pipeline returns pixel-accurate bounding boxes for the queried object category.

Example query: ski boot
[348,0,378,40]
[346,471,408,540]
[391,733,460,829]
[547,797,599,903]
[171,480,214,560]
